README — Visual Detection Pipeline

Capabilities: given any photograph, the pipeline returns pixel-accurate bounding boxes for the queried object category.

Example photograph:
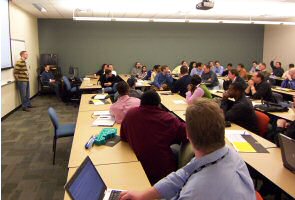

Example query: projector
[196,0,214,10]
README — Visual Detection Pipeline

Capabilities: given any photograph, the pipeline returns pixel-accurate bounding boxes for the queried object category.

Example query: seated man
[249,60,259,73]
[131,62,142,77]
[223,69,247,90]
[106,64,117,76]
[281,68,295,90]
[114,77,143,101]
[171,66,192,97]
[201,64,219,89]
[221,63,233,76]
[245,72,275,102]
[110,81,140,123]
[40,65,59,96]
[213,60,224,76]
[190,62,203,77]
[237,63,248,80]
[282,63,294,79]
[120,99,256,200]
[270,58,284,77]
[258,62,271,81]
[153,65,174,90]
[99,69,119,93]
[221,82,259,133]
[172,60,188,75]
[120,90,187,184]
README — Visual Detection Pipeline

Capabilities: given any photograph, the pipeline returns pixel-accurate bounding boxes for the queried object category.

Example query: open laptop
[65,156,123,200]
[278,134,295,173]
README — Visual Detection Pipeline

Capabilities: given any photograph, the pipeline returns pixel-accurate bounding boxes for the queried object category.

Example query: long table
[210,90,295,121]
[80,77,102,91]
[68,111,138,168]
[64,162,151,200]
[119,74,151,88]
[172,110,295,198]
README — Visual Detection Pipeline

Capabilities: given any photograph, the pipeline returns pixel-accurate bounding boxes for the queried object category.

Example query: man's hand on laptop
[119,187,160,200]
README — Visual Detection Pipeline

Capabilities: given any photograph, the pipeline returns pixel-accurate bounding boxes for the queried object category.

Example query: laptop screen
[67,157,106,200]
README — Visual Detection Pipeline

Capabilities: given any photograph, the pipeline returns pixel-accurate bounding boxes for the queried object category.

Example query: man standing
[14,51,33,111]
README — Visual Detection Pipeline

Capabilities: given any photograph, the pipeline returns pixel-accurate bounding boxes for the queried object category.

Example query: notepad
[92,117,115,127]
[93,94,108,100]
[173,100,186,105]
[225,130,256,153]
[93,111,111,116]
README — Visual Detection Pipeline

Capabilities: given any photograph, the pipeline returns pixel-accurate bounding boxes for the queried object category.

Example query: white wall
[1,3,39,117]
[263,25,295,71]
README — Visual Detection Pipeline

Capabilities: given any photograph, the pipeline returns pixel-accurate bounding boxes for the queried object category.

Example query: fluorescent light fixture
[72,16,295,26]
[32,3,47,13]
[73,17,112,21]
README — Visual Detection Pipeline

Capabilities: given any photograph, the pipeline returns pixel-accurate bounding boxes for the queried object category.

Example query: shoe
[22,107,30,112]
[28,105,35,108]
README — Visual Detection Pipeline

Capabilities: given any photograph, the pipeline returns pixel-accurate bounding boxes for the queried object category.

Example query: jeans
[17,81,31,108]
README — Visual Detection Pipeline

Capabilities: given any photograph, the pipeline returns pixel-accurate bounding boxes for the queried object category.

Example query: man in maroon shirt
[120,90,187,184]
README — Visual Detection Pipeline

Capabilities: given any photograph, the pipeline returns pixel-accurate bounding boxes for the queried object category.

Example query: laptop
[278,134,295,173]
[65,156,123,200]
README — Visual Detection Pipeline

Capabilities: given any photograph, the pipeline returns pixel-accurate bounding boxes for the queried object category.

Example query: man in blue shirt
[40,65,59,96]
[120,99,256,200]
[213,60,224,76]
[190,62,203,77]
[153,65,173,90]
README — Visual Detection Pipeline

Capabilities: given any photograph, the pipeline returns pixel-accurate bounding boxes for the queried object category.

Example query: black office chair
[62,76,81,105]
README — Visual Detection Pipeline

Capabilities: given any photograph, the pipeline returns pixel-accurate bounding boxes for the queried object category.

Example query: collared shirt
[154,146,256,200]
[201,71,219,88]
[154,73,174,89]
[109,95,140,123]
[213,66,224,76]
[120,105,187,184]
[190,68,203,77]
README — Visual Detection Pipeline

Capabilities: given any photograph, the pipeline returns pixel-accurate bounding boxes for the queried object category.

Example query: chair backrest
[256,191,263,200]
[178,143,194,168]
[48,107,59,130]
[255,110,270,137]
[62,76,71,91]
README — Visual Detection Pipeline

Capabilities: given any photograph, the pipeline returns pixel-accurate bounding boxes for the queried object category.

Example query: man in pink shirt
[110,81,140,123]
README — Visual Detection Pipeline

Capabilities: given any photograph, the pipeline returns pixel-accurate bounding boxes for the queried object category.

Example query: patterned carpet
[2,95,78,200]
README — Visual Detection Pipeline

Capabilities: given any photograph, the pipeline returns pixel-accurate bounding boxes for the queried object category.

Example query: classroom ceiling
[12,0,295,23]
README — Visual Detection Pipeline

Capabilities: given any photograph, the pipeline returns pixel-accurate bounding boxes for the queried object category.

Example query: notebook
[65,156,123,200]
[92,116,115,127]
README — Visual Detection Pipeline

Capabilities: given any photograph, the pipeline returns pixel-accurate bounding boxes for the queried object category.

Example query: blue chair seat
[56,124,76,137]
[70,87,77,92]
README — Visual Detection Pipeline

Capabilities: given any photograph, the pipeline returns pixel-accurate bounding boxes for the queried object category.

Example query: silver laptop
[278,134,295,173]
[65,156,123,200]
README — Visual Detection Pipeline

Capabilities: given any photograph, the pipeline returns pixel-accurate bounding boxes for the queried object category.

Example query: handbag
[254,100,289,112]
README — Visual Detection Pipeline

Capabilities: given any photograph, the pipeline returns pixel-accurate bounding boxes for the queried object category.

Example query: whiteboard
[1,39,26,86]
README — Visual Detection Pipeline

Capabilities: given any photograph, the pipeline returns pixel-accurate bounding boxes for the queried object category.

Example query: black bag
[254,101,289,112]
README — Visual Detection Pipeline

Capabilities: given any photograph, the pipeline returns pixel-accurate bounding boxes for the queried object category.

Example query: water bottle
[102,88,105,94]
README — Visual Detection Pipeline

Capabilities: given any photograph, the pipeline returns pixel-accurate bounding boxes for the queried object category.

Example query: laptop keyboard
[109,190,121,200]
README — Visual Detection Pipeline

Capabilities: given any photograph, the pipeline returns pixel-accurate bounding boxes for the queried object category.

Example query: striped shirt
[14,60,29,81]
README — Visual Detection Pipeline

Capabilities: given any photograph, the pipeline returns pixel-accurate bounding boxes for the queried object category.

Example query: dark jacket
[223,76,247,91]
[171,75,192,97]
[201,71,219,88]
[41,71,55,85]
[99,74,119,88]
[270,61,284,77]
[221,95,259,133]
[96,69,104,76]
[247,81,275,102]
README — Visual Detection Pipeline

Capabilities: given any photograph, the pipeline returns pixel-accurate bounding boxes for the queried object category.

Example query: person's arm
[186,88,204,104]
[270,60,275,70]
[166,74,174,86]
[120,116,128,142]
[120,187,161,200]
[245,80,254,95]
[153,74,161,88]
[222,102,245,122]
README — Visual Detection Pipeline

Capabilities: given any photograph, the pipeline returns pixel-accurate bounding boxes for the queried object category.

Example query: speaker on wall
[40,54,58,67]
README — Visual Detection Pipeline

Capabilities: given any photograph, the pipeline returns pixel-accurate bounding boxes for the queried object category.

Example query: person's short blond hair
[20,51,27,56]
[289,68,295,76]
[186,98,225,153]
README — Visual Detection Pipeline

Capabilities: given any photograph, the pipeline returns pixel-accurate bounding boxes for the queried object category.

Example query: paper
[91,100,104,105]
[94,94,107,100]
[225,130,256,153]
[92,117,115,126]
[173,100,186,105]
[93,111,111,116]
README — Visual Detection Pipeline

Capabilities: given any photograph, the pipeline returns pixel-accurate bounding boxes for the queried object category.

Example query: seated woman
[96,63,107,76]
[185,75,204,104]
[139,66,148,80]
[281,68,295,90]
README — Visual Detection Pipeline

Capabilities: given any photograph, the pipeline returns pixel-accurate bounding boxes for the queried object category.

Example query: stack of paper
[92,111,115,126]
[94,94,108,100]
[93,111,111,116]
[91,99,104,105]
[173,100,186,105]
[225,130,256,153]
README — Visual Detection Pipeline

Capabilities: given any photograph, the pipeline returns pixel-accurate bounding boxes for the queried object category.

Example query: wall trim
[1,93,39,121]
